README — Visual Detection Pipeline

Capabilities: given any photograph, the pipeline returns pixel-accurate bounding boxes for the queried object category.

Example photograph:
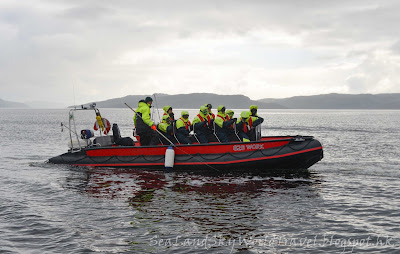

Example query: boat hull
[48,136,323,172]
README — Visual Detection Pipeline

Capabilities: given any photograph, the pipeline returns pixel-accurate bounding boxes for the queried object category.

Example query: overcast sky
[1,0,400,106]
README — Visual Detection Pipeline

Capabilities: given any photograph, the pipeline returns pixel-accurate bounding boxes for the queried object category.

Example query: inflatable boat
[48,106,323,172]
[49,136,323,171]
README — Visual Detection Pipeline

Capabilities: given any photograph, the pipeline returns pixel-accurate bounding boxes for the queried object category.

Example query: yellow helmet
[241,111,250,119]
[163,105,172,113]
[181,110,189,118]
[226,109,234,117]
[217,105,226,112]
[200,106,208,115]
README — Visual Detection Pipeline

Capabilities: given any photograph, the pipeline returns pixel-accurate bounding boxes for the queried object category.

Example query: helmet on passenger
[217,105,226,113]
[200,105,208,115]
[250,105,258,116]
[241,111,250,120]
[163,105,172,113]
[226,109,234,118]
[181,110,189,119]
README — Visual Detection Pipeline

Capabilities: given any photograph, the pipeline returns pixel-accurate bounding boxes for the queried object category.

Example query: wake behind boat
[48,106,323,172]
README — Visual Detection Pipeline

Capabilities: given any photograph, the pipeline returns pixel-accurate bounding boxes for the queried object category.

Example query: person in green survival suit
[133,97,160,146]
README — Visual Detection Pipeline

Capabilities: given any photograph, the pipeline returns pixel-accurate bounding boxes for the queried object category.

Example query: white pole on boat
[68,110,81,151]
[152,93,162,123]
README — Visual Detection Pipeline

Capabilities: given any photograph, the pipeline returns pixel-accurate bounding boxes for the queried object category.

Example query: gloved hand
[151,125,157,130]
[232,118,237,122]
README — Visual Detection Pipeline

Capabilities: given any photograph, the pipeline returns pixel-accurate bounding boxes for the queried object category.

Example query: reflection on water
[62,167,321,252]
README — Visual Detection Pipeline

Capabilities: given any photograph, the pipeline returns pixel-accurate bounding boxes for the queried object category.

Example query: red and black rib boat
[48,107,323,172]
[49,136,323,171]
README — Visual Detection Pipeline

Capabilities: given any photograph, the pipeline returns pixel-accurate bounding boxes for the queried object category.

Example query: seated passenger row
[133,97,263,146]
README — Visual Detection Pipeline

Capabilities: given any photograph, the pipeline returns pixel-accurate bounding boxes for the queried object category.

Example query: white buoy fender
[165,146,175,168]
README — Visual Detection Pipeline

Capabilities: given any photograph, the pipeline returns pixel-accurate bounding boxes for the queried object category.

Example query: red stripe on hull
[86,141,290,157]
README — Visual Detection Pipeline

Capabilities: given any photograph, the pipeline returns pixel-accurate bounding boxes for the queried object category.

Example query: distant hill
[71,93,286,109]
[70,93,400,110]
[258,93,400,109]
[24,100,68,109]
[0,98,29,108]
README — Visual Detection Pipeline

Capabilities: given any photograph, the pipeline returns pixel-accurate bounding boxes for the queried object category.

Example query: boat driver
[133,97,160,146]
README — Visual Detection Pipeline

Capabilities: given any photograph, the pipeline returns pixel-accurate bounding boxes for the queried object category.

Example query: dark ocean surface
[0,108,399,253]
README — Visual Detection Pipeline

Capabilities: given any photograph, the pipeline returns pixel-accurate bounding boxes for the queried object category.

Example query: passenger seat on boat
[212,121,221,142]
[172,121,180,144]
[191,124,200,143]
[230,122,242,142]
[112,123,135,146]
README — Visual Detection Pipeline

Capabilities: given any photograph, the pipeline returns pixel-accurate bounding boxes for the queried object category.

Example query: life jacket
[179,118,191,130]
[163,112,174,122]
[217,114,226,122]
[242,117,253,133]
[197,114,211,126]
[209,112,215,119]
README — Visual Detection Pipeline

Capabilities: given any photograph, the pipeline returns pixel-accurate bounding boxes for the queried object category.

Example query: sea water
[0,108,399,253]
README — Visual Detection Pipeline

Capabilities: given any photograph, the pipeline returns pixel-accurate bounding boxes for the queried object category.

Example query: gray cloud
[1,0,400,104]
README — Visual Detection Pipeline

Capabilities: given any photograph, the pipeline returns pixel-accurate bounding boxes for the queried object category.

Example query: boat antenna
[124,102,220,172]
[73,82,76,109]
[152,93,161,123]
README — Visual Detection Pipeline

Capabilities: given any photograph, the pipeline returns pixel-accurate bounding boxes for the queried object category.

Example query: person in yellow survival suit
[157,114,177,145]
[133,97,160,146]
[248,105,264,141]
[225,109,240,141]
[236,110,264,142]
[214,105,236,143]
[236,111,251,142]
[162,105,175,122]
[175,111,192,144]
[204,103,215,120]
[192,105,212,143]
